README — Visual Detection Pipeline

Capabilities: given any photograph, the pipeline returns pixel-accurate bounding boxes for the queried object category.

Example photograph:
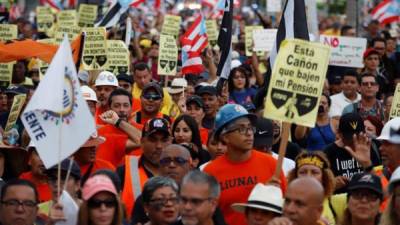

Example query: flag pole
[271,121,290,181]
[75,32,86,72]
[63,156,74,192]
[57,114,63,200]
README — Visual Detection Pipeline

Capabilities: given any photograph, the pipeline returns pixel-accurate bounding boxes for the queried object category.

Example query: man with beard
[97,88,142,166]
[94,71,119,126]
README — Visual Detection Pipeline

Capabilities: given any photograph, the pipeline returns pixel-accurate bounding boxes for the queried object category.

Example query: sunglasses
[143,94,162,101]
[159,156,188,166]
[88,198,117,208]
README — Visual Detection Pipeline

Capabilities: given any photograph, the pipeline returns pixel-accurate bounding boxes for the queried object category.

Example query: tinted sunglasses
[143,94,162,101]
[88,198,117,208]
[159,156,188,166]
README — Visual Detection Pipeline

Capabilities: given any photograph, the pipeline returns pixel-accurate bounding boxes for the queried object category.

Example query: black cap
[196,86,217,96]
[46,158,81,180]
[116,74,133,84]
[339,113,365,140]
[253,117,274,149]
[5,85,28,95]
[186,95,204,109]
[331,75,342,85]
[142,82,164,97]
[142,118,171,137]
[348,172,383,198]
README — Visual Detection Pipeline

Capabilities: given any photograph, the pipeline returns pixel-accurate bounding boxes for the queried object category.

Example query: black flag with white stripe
[215,0,233,95]
[95,0,129,29]
[253,0,309,109]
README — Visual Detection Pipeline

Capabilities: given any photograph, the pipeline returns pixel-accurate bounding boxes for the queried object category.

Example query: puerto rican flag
[206,0,239,19]
[181,15,208,75]
[371,0,400,25]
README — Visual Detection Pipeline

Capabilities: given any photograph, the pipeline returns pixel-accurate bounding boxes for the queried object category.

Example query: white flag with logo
[21,35,96,169]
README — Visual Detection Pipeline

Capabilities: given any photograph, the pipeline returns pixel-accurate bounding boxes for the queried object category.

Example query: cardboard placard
[320,35,367,68]
[0,24,17,42]
[161,15,181,39]
[37,39,55,78]
[82,27,107,70]
[106,40,130,75]
[78,4,98,27]
[157,35,178,76]
[54,26,81,44]
[390,83,400,119]
[0,62,14,87]
[57,10,77,27]
[245,26,264,56]
[36,6,54,33]
[4,94,26,133]
[252,29,277,52]
[205,20,218,47]
[263,39,330,127]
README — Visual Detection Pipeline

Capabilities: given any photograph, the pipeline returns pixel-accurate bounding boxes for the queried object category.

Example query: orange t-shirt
[97,125,129,167]
[79,159,115,177]
[19,172,52,203]
[95,106,108,126]
[200,127,209,145]
[203,150,287,225]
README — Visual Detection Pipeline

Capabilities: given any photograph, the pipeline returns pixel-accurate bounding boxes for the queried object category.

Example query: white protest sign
[267,0,281,12]
[56,191,79,225]
[320,35,367,68]
[253,29,277,52]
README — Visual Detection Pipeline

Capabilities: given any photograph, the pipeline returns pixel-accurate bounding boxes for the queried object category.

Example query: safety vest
[121,156,149,219]
[373,165,390,211]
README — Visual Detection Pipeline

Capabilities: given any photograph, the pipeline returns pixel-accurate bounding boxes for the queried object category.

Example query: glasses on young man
[143,94,162,101]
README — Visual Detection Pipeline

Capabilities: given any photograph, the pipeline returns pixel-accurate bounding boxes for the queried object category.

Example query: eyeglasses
[149,197,179,207]
[1,199,37,208]
[361,81,377,87]
[88,198,117,208]
[180,196,211,206]
[143,94,162,101]
[159,156,188,166]
[225,126,256,135]
[350,191,380,201]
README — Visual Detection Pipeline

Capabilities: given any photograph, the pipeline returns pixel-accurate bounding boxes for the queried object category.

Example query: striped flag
[95,0,129,29]
[181,15,208,75]
[371,0,400,25]
[39,0,76,11]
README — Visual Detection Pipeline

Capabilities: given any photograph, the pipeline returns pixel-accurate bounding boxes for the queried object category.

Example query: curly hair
[287,151,336,197]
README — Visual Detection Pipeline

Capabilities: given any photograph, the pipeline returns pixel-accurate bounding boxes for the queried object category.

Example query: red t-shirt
[79,159,115,177]
[97,125,129,167]
[95,106,108,126]
[19,172,51,203]
[200,127,209,145]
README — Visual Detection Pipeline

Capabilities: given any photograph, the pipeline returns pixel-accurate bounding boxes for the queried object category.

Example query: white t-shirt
[271,152,295,176]
[329,92,361,118]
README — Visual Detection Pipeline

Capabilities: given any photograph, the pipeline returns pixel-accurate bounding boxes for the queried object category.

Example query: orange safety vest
[121,156,149,220]
[373,166,390,211]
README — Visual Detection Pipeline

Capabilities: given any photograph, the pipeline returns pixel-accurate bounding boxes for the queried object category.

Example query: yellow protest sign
[263,39,330,127]
[78,4,98,27]
[0,62,14,87]
[158,35,178,76]
[57,10,77,27]
[390,83,400,118]
[106,40,130,75]
[161,15,181,38]
[36,6,54,33]
[37,39,55,78]
[82,27,107,70]
[0,24,17,42]
[245,26,263,56]
[4,94,26,133]
[54,26,81,44]
[205,20,218,47]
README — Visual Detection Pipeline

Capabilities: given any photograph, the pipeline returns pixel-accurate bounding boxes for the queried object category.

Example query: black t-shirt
[324,142,381,193]
[202,116,215,130]
[272,140,301,161]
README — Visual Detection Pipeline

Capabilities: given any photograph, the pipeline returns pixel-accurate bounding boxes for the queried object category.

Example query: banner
[0,24,17,42]
[4,94,26,133]
[157,35,178,76]
[205,20,218,48]
[245,26,263,56]
[320,35,367,68]
[263,39,330,127]
[82,27,107,70]
[106,40,130,75]
[78,4,98,27]
[57,10,77,27]
[252,29,277,52]
[36,6,54,33]
[161,15,181,39]
[390,83,400,118]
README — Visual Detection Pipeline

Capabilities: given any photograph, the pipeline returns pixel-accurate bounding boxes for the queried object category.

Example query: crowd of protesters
[0,1,400,225]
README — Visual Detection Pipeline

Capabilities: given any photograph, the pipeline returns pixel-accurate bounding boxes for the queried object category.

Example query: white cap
[95,71,118,87]
[81,85,98,102]
[168,78,188,94]
[232,51,240,60]
[231,59,242,69]
[377,117,400,144]
[389,166,400,193]
[78,70,89,83]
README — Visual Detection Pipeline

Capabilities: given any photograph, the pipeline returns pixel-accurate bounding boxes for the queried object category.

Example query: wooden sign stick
[271,121,291,181]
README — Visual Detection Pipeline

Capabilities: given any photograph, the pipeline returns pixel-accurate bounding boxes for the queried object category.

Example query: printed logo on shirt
[220,176,258,191]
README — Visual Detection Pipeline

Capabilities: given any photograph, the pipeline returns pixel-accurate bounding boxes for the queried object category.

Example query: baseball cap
[348,172,383,198]
[81,85,98,102]
[363,48,380,59]
[46,158,81,180]
[339,113,365,140]
[5,85,28,95]
[196,85,217,96]
[116,74,133,84]
[377,117,400,144]
[253,117,274,149]
[186,95,204,109]
[168,78,187,94]
[95,71,119,87]
[142,82,164,97]
[142,118,170,138]
[82,175,118,200]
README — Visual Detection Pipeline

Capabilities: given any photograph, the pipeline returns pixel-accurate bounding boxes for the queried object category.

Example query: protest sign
[4,94,26,133]
[390,83,400,118]
[106,40,130,75]
[252,29,277,52]
[0,62,13,87]
[161,15,181,39]
[55,26,81,44]
[320,35,367,68]
[263,39,330,127]
[82,27,107,70]
[57,10,77,27]
[158,35,178,76]
[205,20,218,47]
[78,4,98,27]
[37,39,55,78]
[0,24,17,42]
[245,26,264,56]
[267,0,281,12]
[36,6,54,33]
